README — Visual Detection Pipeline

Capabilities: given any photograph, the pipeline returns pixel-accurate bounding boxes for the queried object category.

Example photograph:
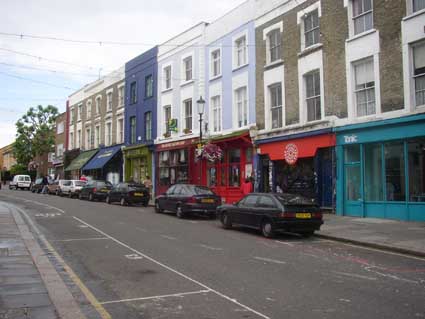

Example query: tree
[13,105,58,167]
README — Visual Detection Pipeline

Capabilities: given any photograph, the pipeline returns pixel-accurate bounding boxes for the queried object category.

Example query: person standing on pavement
[41,175,49,194]
[241,177,253,196]
[143,175,153,200]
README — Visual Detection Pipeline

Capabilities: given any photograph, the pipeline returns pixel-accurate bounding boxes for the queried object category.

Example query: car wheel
[89,193,94,201]
[155,201,163,213]
[120,197,127,206]
[55,190,60,196]
[176,205,185,219]
[106,196,111,204]
[261,219,275,238]
[142,199,149,207]
[68,192,72,198]
[78,193,83,200]
[31,189,35,193]
[221,212,232,229]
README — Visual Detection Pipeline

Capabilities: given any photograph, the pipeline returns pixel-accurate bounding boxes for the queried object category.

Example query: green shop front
[64,149,98,180]
[123,144,153,184]
[336,114,425,221]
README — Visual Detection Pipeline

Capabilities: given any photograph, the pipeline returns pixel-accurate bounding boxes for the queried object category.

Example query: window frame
[352,0,374,35]
[235,86,248,128]
[211,95,222,133]
[163,65,172,90]
[268,29,282,63]
[129,116,137,144]
[304,9,320,48]
[183,99,193,131]
[269,83,283,129]
[145,74,153,98]
[412,41,425,107]
[234,34,248,69]
[304,70,322,122]
[211,48,222,78]
[353,57,376,117]
[130,81,137,104]
[183,56,193,82]
[164,105,172,135]
[107,91,113,112]
[144,111,152,141]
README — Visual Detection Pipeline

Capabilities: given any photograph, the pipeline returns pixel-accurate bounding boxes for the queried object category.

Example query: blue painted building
[336,114,425,221]
[123,47,158,193]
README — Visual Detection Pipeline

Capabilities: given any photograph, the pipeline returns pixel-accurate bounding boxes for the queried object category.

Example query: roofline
[158,21,209,47]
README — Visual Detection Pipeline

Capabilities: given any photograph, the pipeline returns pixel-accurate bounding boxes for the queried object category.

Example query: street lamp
[197,96,205,185]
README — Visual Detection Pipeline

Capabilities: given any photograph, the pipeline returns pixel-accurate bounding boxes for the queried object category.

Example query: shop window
[158,150,188,186]
[354,58,375,116]
[305,70,321,122]
[344,144,360,163]
[345,165,361,201]
[228,149,241,187]
[408,139,425,202]
[385,142,406,201]
[364,143,383,201]
[413,41,425,107]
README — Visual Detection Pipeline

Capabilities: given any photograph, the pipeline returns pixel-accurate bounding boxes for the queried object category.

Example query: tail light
[93,188,97,193]
[312,212,323,219]
[279,212,296,218]
[187,196,197,203]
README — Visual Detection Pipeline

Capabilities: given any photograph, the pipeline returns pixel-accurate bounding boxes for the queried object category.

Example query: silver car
[60,180,86,198]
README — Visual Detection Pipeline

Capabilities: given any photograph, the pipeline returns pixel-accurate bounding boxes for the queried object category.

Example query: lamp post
[197,96,205,185]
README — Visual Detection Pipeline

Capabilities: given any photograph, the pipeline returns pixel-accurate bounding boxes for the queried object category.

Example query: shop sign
[169,119,178,132]
[284,143,298,165]
[344,135,358,144]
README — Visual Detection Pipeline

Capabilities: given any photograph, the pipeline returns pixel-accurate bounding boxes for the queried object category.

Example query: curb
[315,233,425,258]
[7,202,88,319]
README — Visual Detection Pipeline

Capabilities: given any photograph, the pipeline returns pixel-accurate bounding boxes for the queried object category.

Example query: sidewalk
[0,202,86,319]
[317,214,425,257]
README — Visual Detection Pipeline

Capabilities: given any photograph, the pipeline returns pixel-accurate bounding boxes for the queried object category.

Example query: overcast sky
[0,0,246,148]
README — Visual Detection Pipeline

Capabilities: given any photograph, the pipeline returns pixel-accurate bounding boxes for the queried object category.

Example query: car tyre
[106,196,111,204]
[89,193,94,201]
[221,212,232,229]
[261,219,275,238]
[55,190,60,196]
[176,205,185,219]
[155,201,163,213]
[120,197,127,206]
[31,189,35,193]
[68,192,72,198]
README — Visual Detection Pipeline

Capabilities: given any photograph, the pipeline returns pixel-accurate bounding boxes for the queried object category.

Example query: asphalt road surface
[1,188,424,319]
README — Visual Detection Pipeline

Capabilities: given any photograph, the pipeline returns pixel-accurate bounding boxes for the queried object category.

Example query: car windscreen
[128,184,145,191]
[24,176,31,181]
[275,194,315,206]
[96,181,112,188]
[192,186,214,195]
[75,181,86,186]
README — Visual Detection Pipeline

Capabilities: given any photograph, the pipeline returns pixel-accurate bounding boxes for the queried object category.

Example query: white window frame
[233,32,248,70]
[210,48,222,79]
[118,83,125,108]
[162,64,173,91]
[234,86,248,128]
[77,129,81,148]
[106,89,113,112]
[56,144,64,158]
[263,22,284,66]
[57,121,64,134]
[144,112,152,141]
[94,125,100,148]
[105,121,112,146]
[145,74,153,98]
[269,83,283,129]
[345,0,374,37]
[304,70,322,122]
[412,40,425,108]
[117,117,124,144]
[164,105,172,135]
[95,96,102,115]
[297,2,322,52]
[182,55,193,83]
[86,100,92,119]
[182,99,193,132]
[86,128,91,150]
[353,57,376,117]
[77,104,82,121]
[409,0,425,13]
[210,95,222,133]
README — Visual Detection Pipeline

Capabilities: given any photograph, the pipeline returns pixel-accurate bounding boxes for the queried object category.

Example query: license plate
[134,192,143,197]
[296,213,311,219]
[201,198,215,203]
[101,189,109,193]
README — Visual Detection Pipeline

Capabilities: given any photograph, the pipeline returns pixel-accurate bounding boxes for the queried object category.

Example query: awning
[259,133,335,162]
[82,144,122,171]
[64,149,98,171]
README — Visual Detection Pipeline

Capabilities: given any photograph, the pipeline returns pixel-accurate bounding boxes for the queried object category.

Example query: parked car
[9,175,32,190]
[217,193,323,238]
[30,178,44,193]
[60,180,86,198]
[79,180,113,201]
[47,180,69,195]
[155,184,221,219]
[106,183,149,206]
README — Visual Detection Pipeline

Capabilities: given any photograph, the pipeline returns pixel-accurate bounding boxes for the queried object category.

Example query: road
[1,188,424,319]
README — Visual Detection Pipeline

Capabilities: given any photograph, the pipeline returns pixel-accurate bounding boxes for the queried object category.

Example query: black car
[79,180,113,201]
[155,184,221,219]
[106,183,149,207]
[217,193,323,238]
[30,178,44,193]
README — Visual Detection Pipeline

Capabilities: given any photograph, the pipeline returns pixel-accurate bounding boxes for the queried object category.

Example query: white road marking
[100,289,211,305]
[53,237,109,242]
[188,221,198,224]
[198,244,223,251]
[253,257,287,265]
[161,235,177,241]
[274,240,295,247]
[4,195,66,214]
[364,266,419,284]
[78,225,89,228]
[135,227,147,232]
[125,254,144,260]
[333,271,377,281]
[73,216,271,319]
[35,213,63,218]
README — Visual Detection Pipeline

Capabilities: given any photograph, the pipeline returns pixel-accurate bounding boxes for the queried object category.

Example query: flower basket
[183,128,192,135]
[196,143,223,163]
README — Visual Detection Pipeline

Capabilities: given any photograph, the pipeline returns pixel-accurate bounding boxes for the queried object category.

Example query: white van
[9,175,32,190]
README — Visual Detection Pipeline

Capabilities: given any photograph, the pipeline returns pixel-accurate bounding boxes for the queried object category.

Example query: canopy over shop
[64,149,98,180]
[257,129,336,208]
[82,144,123,184]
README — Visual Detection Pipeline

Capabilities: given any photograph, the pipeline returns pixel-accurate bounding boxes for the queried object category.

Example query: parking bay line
[253,257,287,265]
[52,237,110,242]
[73,216,271,319]
[100,289,211,305]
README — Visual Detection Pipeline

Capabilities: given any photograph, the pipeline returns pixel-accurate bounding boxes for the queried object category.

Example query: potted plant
[163,132,171,138]
[196,143,223,163]
[183,128,192,134]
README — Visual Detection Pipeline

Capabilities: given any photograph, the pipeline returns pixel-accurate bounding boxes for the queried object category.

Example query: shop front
[64,149,98,180]
[155,138,198,196]
[123,144,153,185]
[205,130,254,204]
[336,114,425,221]
[82,144,123,185]
[257,129,336,209]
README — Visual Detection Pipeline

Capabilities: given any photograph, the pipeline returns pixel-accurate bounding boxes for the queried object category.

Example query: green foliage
[9,163,29,176]
[13,105,58,166]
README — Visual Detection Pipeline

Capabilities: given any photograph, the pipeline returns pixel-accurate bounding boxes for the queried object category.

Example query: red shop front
[156,138,199,196]
[204,130,254,204]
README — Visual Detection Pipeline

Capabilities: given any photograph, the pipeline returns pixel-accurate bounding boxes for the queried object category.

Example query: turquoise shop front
[336,114,425,221]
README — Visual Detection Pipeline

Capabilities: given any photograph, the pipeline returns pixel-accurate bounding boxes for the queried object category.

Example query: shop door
[344,163,364,217]
[317,148,334,208]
